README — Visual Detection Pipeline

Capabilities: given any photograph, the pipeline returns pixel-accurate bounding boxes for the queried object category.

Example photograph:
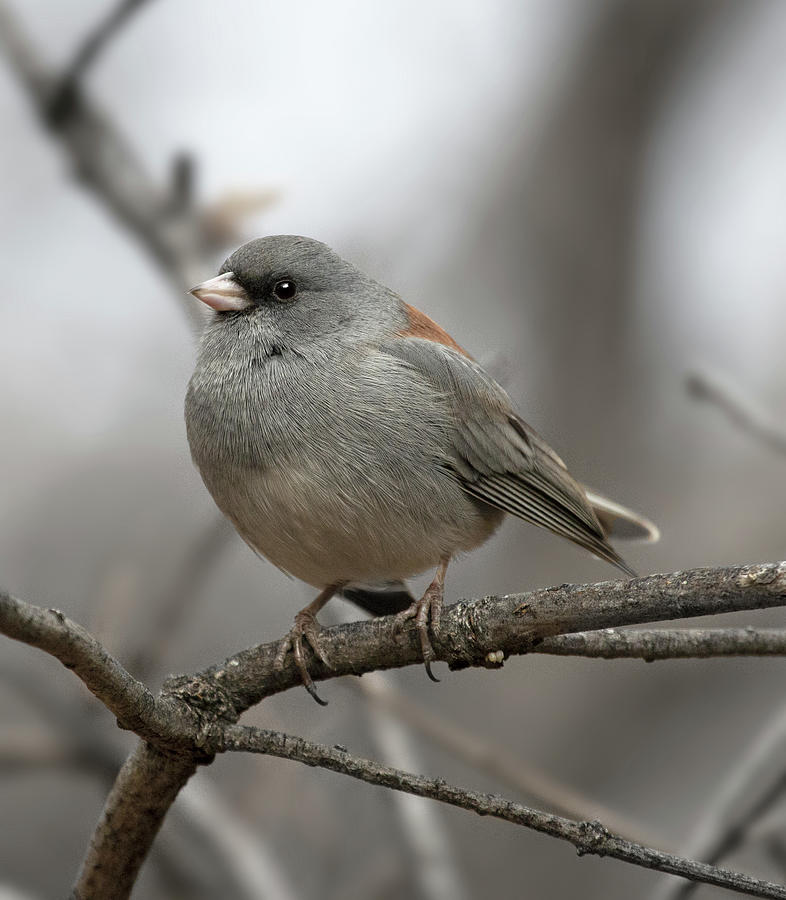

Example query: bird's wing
[381,336,635,576]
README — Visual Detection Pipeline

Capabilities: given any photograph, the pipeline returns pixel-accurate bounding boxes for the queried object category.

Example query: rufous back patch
[398,304,473,359]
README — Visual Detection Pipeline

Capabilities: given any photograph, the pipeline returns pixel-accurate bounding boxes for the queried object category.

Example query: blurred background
[2,1,786,897]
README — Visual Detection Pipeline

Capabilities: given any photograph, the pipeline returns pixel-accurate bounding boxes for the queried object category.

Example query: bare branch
[218,724,786,900]
[48,0,156,121]
[73,741,199,900]
[4,563,786,898]
[538,627,786,660]
[187,561,786,713]
[0,0,207,333]
[0,0,277,335]
[687,370,786,456]
[0,590,196,746]
[4,563,786,742]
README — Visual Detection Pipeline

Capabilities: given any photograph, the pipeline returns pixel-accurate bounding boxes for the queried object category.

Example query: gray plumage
[185,235,655,613]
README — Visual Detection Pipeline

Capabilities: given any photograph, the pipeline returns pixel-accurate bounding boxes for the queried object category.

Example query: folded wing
[382,337,637,577]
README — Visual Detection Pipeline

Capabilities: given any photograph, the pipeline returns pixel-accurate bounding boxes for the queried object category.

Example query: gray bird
[185,235,657,703]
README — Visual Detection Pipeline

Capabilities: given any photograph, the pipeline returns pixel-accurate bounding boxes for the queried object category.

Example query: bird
[185,235,658,704]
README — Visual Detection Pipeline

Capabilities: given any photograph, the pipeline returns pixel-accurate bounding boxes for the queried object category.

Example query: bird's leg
[274,584,343,706]
[394,557,449,682]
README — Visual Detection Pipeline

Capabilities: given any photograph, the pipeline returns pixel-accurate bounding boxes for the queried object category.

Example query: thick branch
[72,742,199,900]
[187,561,786,716]
[217,724,786,900]
[4,563,786,741]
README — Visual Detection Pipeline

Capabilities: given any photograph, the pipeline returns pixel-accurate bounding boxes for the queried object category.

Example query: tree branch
[72,742,199,900]
[0,590,197,747]
[0,0,208,334]
[3,563,786,897]
[216,724,786,900]
[4,563,786,742]
[181,561,786,714]
[537,627,786,659]
[47,0,155,121]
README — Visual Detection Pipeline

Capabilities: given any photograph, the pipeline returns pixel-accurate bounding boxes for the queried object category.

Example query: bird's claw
[394,584,443,682]
[274,610,330,706]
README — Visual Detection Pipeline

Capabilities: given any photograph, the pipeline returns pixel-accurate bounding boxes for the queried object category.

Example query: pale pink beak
[189,272,251,311]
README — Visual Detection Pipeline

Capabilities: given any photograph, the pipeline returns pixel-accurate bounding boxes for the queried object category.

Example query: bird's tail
[341,581,415,617]
[583,489,660,544]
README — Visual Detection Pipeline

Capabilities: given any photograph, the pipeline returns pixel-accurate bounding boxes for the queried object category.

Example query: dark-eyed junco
[185,236,657,703]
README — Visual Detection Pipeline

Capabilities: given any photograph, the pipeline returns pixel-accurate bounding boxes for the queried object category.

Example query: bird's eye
[273,280,297,302]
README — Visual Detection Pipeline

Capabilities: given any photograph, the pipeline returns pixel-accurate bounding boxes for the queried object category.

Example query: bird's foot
[274,608,331,706]
[394,562,447,682]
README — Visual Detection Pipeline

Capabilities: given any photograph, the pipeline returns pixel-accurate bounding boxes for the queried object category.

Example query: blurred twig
[687,370,786,457]
[0,727,77,771]
[47,0,156,121]
[362,672,468,900]
[352,673,668,849]
[175,779,299,900]
[0,0,273,336]
[128,514,235,682]
[655,702,786,900]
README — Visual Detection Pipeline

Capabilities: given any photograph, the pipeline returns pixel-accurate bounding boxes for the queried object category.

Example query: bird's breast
[185,342,501,585]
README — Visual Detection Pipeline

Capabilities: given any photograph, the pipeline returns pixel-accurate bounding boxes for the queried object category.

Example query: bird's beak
[188,272,251,311]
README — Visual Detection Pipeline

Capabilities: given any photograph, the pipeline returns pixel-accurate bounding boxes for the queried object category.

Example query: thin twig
[0,590,196,747]
[687,370,786,456]
[219,724,786,900]
[537,627,786,659]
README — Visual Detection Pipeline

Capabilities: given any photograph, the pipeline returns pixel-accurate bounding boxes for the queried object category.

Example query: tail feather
[584,489,660,544]
[341,581,415,617]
